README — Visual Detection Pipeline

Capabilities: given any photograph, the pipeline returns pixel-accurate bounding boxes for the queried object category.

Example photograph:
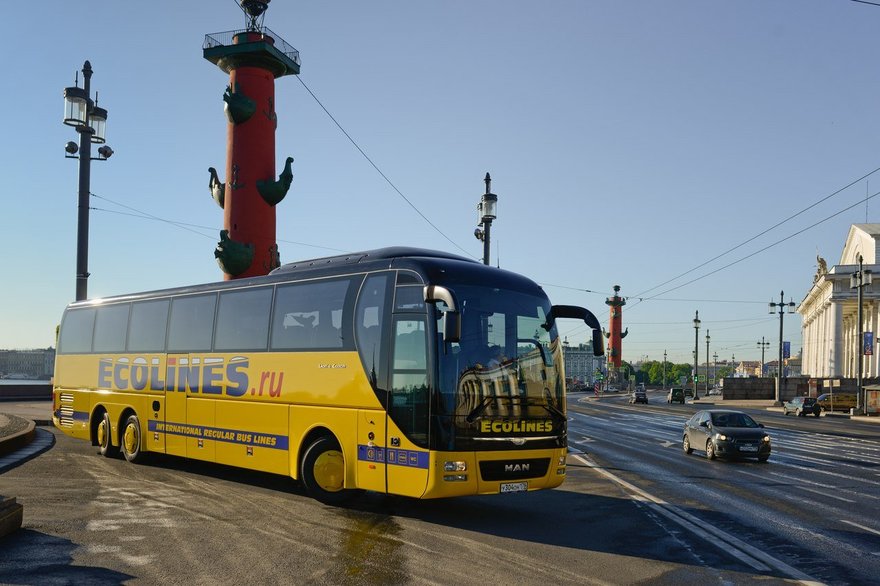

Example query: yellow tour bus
[53,247,603,503]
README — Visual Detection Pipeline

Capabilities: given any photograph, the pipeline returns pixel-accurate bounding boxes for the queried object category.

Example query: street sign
[783,341,790,359]
[864,332,874,356]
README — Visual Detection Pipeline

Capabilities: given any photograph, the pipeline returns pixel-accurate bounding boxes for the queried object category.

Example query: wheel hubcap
[313,450,344,492]
[123,424,138,454]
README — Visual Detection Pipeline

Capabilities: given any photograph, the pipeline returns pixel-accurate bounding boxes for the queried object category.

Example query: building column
[830,301,843,377]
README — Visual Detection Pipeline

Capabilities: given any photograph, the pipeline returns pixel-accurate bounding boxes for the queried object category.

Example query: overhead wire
[295,76,477,259]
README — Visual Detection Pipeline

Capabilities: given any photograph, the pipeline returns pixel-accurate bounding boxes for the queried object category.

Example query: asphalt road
[569,391,880,586]
[0,420,816,585]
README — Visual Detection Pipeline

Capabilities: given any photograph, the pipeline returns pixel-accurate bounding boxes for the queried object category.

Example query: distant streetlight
[757,336,770,377]
[851,254,873,414]
[713,352,718,386]
[663,349,667,390]
[63,60,113,301]
[473,173,497,265]
[705,330,711,395]
[769,291,796,406]
[693,311,701,399]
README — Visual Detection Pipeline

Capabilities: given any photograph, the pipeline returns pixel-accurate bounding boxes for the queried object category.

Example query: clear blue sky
[4,0,880,368]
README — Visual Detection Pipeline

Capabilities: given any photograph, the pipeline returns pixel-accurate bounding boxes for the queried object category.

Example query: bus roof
[65,247,545,308]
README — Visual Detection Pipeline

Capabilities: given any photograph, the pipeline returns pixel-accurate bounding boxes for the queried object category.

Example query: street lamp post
[662,349,667,390]
[757,336,770,377]
[63,60,113,301]
[705,330,711,394]
[769,291,796,406]
[693,311,701,399]
[713,352,718,386]
[473,173,498,265]
[851,254,873,414]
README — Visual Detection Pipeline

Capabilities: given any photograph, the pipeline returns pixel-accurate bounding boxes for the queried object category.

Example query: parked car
[683,409,771,462]
[667,388,685,404]
[782,396,820,417]
[816,393,858,412]
[708,387,722,396]
[630,389,648,404]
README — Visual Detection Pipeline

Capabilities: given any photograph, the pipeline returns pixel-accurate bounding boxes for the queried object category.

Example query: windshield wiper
[465,396,495,423]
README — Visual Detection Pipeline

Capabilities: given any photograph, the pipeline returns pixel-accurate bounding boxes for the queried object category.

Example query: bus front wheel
[121,414,145,464]
[301,436,356,505]
[97,412,117,457]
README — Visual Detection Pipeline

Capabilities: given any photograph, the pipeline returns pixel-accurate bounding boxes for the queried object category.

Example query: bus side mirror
[443,311,461,343]
[424,284,460,343]
[546,304,605,357]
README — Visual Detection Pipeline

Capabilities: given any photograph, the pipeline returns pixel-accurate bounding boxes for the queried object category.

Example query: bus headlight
[444,461,467,472]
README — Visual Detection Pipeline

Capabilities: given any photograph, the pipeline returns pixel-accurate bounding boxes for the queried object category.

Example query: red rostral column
[204,1,300,279]
[604,285,628,368]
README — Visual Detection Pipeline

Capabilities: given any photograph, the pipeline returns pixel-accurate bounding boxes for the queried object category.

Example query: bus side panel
[385,418,429,498]
[187,397,216,462]
[356,409,387,493]
[215,400,289,475]
[53,355,100,441]
[289,406,358,486]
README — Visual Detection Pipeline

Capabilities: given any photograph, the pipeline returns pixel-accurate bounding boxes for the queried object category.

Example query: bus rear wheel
[301,436,357,505]
[121,414,145,464]
[97,412,117,457]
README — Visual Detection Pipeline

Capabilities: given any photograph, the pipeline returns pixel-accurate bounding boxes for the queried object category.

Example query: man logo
[504,463,530,473]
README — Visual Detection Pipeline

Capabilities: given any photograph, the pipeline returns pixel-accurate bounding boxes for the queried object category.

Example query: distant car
[684,387,695,398]
[783,396,820,417]
[816,393,858,412]
[630,389,648,404]
[683,409,771,462]
[708,387,722,396]
[667,388,685,404]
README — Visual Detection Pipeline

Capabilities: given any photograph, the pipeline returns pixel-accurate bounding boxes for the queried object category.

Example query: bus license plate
[500,482,527,493]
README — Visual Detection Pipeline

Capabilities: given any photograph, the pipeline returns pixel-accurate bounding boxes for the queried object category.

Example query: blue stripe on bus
[147,419,289,450]
[357,444,429,469]
[54,410,90,422]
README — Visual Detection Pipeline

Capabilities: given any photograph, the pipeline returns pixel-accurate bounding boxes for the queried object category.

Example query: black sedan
[683,409,771,462]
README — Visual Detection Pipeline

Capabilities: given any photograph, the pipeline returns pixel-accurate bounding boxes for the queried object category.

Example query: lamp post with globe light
[63,60,113,301]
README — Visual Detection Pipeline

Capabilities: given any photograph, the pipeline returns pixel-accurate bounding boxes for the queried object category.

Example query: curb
[0,418,35,458]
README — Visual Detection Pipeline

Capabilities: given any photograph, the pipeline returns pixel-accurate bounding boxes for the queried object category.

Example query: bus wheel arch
[119,410,145,464]
[299,430,358,505]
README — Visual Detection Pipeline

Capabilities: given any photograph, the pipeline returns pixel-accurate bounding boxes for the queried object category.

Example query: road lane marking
[572,453,825,585]
[795,485,856,503]
[840,519,880,537]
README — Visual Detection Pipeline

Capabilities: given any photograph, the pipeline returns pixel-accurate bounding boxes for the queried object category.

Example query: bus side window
[355,273,392,390]
[271,279,351,350]
[58,307,96,354]
[168,294,217,353]
[93,303,131,353]
[128,299,169,353]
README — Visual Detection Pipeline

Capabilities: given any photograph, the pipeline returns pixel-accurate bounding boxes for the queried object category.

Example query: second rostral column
[604,285,628,374]
[204,0,300,279]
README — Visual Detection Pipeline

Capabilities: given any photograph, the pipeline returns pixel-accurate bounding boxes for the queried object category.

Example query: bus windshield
[434,285,565,450]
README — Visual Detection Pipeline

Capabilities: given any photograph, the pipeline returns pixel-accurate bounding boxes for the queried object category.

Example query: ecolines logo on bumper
[97,356,284,397]
[480,420,554,434]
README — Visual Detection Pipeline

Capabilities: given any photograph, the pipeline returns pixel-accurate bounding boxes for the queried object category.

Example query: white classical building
[799,224,880,378]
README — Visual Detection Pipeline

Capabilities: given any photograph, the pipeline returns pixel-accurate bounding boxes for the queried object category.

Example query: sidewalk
[577,391,880,423]
[0,401,54,541]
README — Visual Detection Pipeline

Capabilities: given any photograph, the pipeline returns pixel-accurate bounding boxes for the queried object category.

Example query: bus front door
[386,317,430,498]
